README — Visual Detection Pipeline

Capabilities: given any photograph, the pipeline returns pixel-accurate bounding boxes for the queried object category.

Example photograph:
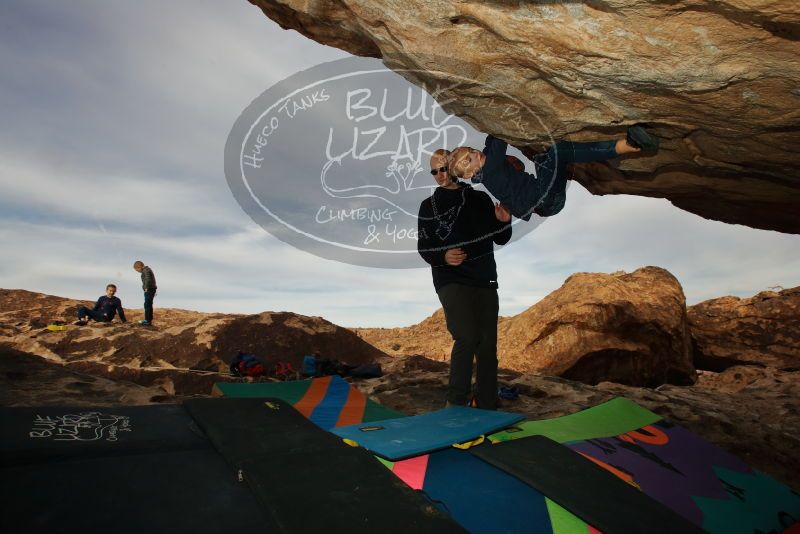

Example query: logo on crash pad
[29,412,131,442]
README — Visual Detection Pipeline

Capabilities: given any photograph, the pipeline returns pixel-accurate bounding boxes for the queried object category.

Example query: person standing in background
[133,260,157,326]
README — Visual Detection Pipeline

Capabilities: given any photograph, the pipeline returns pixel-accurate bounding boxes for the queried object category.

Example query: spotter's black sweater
[417,183,511,292]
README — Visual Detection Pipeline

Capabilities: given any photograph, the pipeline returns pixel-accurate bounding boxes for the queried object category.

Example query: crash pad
[565,420,800,534]
[185,397,466,533]
[0,404,273,533]
[331,406,524,460]
[472,435,705,534]
[214,375,402,428]
[488,397,660,444]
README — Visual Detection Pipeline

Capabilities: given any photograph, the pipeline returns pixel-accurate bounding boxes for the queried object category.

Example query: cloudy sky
[2,1,799,328]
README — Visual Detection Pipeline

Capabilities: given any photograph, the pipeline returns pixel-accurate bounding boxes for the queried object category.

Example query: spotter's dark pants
[437,283,499,410]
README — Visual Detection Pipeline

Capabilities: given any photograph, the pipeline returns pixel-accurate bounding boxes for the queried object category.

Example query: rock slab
[249,0,800,233]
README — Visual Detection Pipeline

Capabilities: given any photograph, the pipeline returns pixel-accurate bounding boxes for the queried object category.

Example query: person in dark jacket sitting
[447,125,659,220]
[417,148,512,410]
[76,284,127,324]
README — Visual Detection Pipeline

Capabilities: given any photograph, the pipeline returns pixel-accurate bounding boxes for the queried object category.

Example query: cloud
[0,154,246,233]
[0,1,349,180]
[496,186,800,313]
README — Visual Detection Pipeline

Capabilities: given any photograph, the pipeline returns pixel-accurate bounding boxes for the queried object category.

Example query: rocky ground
[0,288,385,395]
[1,274,798,489]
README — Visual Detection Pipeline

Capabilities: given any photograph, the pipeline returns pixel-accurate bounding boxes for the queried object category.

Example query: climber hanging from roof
[447,125,659,220]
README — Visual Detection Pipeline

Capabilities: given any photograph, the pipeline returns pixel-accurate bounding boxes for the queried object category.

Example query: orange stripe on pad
[578,452,640,490]
[335,386,367,427]
[294,376,332,419]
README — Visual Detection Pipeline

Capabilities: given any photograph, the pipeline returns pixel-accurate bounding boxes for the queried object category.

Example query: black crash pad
[185,397,467,534]
[470,435,705,534]
[0,404,273,533]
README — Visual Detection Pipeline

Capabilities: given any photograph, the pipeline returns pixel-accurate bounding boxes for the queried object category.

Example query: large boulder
[359,266,696,386]
[249,0,800,233]
[500,266,695,386]
[688,286,800,371]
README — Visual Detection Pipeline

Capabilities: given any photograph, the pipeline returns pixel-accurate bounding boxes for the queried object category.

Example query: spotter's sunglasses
[430,166,448,175]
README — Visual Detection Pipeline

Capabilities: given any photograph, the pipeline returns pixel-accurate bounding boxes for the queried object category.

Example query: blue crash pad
[331,406,524,460]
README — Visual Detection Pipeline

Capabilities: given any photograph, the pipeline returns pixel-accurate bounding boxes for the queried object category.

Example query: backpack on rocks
[229,351,266,377]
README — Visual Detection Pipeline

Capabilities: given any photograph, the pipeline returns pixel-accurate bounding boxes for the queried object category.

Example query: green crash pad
[488,397,661,444]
